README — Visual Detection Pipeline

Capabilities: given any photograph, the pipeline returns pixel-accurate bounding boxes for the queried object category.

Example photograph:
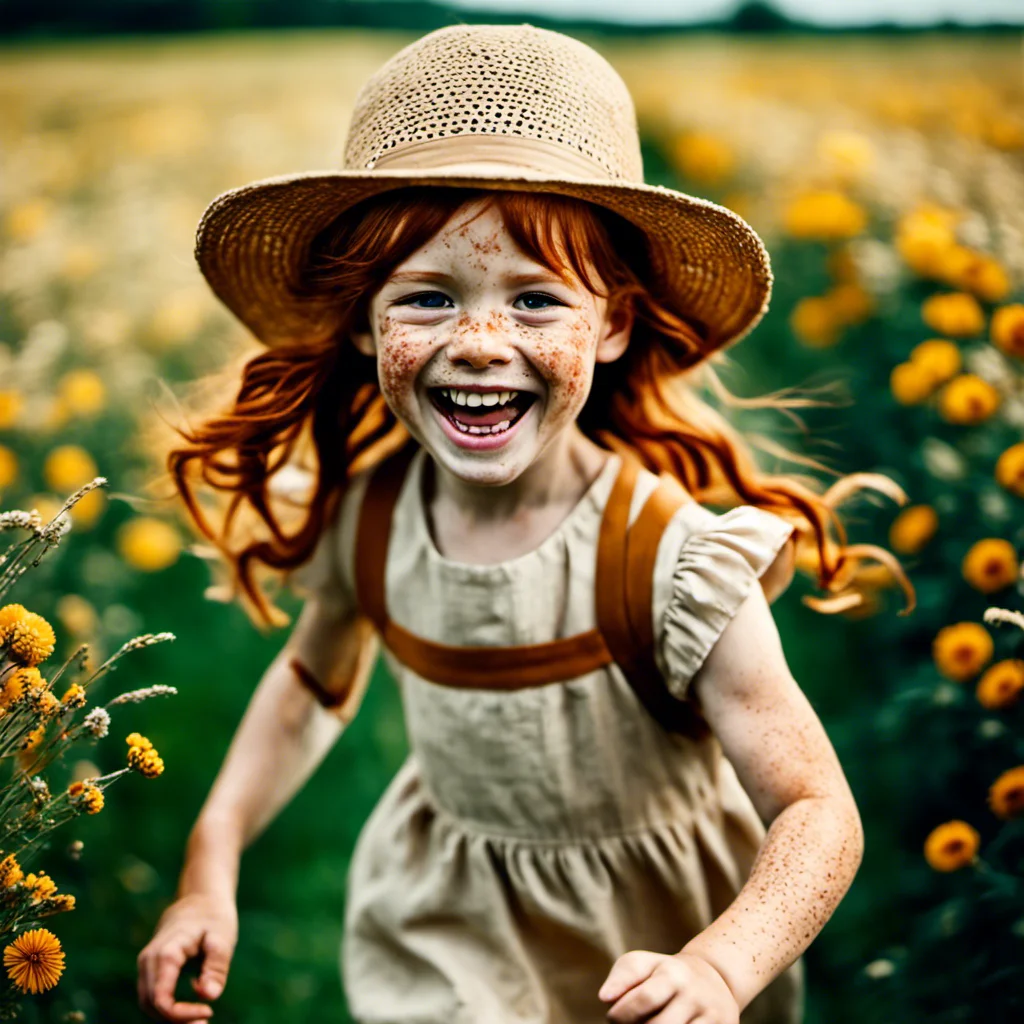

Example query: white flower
[863,958,896,980]
[922,437,968,482]
[83,707,110,738]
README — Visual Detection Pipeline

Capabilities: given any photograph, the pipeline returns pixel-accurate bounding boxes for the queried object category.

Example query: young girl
[137,23,914,1024]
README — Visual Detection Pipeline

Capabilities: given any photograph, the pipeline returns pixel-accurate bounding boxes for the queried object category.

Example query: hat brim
[194,166,772,350]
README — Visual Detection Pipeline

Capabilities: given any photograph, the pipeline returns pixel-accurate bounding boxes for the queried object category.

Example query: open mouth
[429,388,538,437]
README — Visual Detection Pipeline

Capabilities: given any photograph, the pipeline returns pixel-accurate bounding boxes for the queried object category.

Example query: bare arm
[178,594,379,900]
[678,581,864,1011]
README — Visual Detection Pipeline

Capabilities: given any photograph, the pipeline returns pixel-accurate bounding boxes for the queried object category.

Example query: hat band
[362,134,621,181]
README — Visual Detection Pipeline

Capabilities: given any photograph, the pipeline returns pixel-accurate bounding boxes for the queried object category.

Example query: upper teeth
[441,388,518,407]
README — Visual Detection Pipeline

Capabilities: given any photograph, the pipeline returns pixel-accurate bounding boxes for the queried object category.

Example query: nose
[445,315,515,369]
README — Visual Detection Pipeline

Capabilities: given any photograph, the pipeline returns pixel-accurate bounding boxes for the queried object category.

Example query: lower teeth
[453,418,512,435]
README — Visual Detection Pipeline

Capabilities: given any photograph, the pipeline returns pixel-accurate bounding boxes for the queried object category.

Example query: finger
[598,950,663,1003]
[606,971,678,1023]
[648,996,701,1024]
[152,948,213,1022]
[193,931,234,1000]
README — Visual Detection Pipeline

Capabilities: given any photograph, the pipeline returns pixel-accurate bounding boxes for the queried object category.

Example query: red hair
[159,187,914,630]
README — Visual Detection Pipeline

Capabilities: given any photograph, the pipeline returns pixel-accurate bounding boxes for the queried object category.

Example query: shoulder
[653,501,797,701]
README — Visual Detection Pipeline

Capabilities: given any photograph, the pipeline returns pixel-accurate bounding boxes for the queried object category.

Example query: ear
[350,327,376,358]
[595,301,633,365]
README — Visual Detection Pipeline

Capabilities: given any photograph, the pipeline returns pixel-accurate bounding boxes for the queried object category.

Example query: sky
[442,0,1024,26]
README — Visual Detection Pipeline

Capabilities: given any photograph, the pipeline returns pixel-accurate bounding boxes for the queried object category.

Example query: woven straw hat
[195,23,772,350]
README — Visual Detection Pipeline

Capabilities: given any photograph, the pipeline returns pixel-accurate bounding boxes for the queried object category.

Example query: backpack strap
[595,463,712,741]
[353,445,639,688]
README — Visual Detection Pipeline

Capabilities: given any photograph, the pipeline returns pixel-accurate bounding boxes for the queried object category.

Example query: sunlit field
[1,29,1023,1023]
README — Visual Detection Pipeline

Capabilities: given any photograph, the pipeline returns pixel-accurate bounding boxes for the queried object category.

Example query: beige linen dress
[292,446,805,1024]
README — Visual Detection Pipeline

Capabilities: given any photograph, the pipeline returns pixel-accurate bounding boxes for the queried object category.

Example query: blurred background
[2,1,1024,1021]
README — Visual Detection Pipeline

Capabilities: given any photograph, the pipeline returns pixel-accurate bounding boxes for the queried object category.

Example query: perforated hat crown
[196,23,772,350]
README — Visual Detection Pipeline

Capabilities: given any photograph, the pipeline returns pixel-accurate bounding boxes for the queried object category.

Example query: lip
[428,391,536,452]
[428,384,535,394]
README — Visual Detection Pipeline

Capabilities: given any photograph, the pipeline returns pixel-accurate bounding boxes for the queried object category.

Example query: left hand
[598,950,740,1024]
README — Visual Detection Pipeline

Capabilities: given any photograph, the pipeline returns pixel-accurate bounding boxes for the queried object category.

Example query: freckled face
[356,199,626,487]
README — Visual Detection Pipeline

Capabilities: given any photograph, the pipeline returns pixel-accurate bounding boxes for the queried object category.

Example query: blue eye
[403,291,451,308]
[516,293,562,310]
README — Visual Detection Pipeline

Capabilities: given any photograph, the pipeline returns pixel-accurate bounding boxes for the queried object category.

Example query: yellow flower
[0,853,24,889]
[69,488,105,531]
[923,821,979,872]
[0,604,30,639]
[933,621,994,682]
[817,129,875,183]
[942,248,1012,303]
[2,611,56,667]
[976,660,1024,710]
[0,391,23,430]
[889,505,938,555]
[19,724,46,752]
[68,781,103,815]
[988,766,1024,820]
[5,199,53,243]
[59,243,101,283]
[909,339,961,387]
[126,732,152,751]
[937,374,1000,425]
[921,292,985,337]
[827,282,874,325]
[890,362,934,405]
[784,190,867,240]
[3,927,65,994]
[60,684,86,710]
[897,212,958,277]
[670,131,736,186]
[57,370,106,417]
[0,445,17,490]
[47,893,75,913]
[22,871,57,902]
[42,445,98,493]
[0,666,41,709]
[29,689,62,719]
[961,538,1019,593]
[117,517,182,572]
[991,304,1024,359]
[995,443,1024,499]
[55,595,98,638]
[790,296,841,348]
[128,745,165,778]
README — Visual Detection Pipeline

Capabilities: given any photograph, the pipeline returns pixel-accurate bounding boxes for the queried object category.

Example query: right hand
[137,891,238,1022]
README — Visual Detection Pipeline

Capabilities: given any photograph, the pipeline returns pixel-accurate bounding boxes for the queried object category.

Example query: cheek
[517,316,595,403]
[375,319,427,399]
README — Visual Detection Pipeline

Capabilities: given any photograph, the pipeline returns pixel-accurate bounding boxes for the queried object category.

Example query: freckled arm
[676,586,864,1012]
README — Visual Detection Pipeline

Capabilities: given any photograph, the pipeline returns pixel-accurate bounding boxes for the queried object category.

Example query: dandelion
[937,374,1000,425]
[3,928,65,994]
[921,292,985,337]
[976,661,1024,709]
[933,621,994,682]
[117,517,182,572]
[82,707,109,738]
[961,538,1019,594]
[994,443,1024,499]
[784,189,867,240]
[988,766,1024,820]
[890,362,934,405]
[909,339,961,387]
[991,303,1024,359]
[924,821,980,872]
[889,505,939,556]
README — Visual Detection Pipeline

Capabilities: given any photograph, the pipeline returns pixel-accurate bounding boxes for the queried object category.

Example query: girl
[137,23,914,1024]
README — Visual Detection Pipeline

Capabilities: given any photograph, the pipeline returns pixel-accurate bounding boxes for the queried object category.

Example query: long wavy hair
[159,186,915,631]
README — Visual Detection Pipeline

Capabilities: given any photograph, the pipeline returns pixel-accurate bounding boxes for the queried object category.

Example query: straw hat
[195,23,772,351]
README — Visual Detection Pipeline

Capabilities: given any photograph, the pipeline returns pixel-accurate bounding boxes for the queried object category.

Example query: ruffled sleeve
[657,504,796,702]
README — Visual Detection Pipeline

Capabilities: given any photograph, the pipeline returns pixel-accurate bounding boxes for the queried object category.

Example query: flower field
[1,28,1023,1024]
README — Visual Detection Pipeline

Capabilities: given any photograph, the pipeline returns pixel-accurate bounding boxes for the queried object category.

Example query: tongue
[451,398,522,427]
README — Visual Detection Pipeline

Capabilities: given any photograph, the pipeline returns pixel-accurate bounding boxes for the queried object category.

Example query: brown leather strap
[618,473,712,741]
[354,442,418,633]
[289,655,345,710]
[382,620,612,688]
